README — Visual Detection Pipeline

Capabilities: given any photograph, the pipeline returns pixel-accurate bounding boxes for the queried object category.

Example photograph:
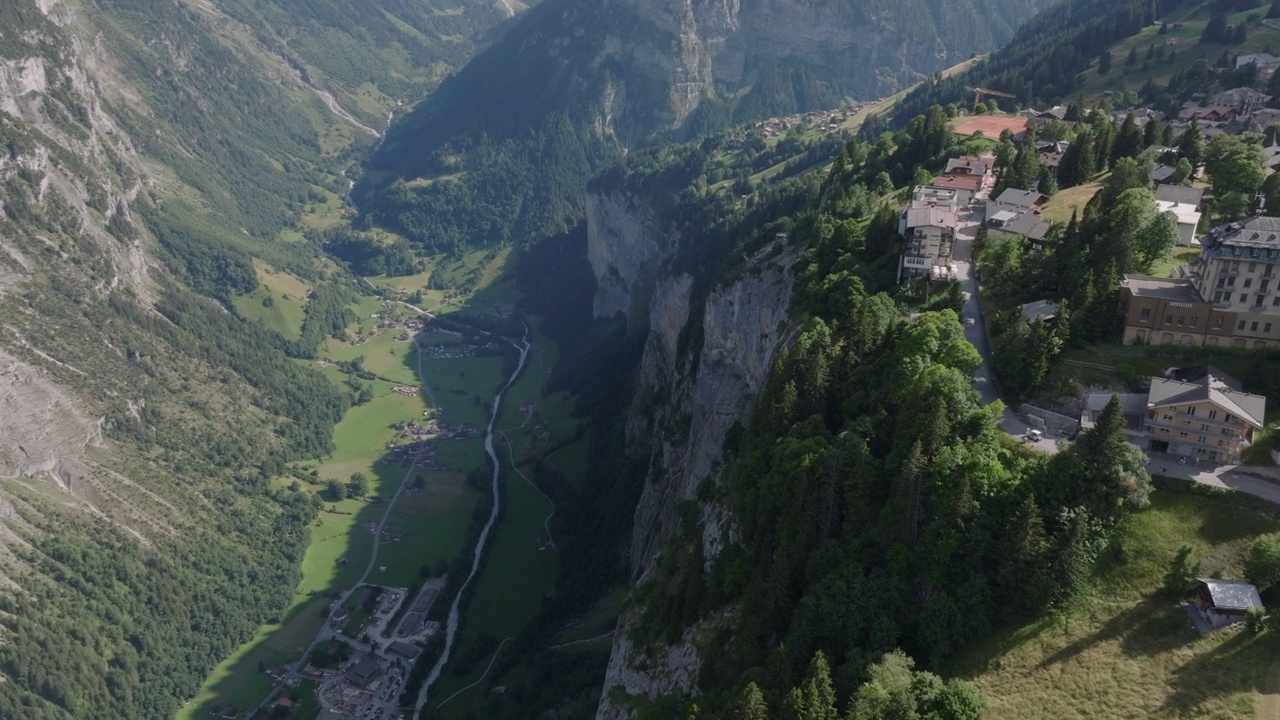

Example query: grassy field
[955,489,1280,719]
[1148,246,1202,279]
[426,471,559,720]
[1078,3,1280,100]
[231,259,310,340]
[1040,182,1101,224]
[375,471,483,588]
[1049,342,1263,396]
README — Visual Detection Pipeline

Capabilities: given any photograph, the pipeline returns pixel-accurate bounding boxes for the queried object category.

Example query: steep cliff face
[586,190,676,321]
[586,188,798,717]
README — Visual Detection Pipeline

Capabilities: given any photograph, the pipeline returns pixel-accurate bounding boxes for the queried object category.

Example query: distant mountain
[356,0,1054,254]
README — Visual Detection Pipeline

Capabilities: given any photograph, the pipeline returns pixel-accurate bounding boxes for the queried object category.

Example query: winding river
[415,326,531,712]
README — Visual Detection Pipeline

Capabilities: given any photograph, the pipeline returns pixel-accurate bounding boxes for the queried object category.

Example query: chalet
[928,173,983,204]
[1021,299,1058,323]
[989,212,1053,249]
[985,188,1046,221]
[1081,365,1266,463]
[1037,140,1069,177]
[943,155,994,189]
[1151,164,1178,183]
[1145,366,1265,462]
[1194,578,1264,629]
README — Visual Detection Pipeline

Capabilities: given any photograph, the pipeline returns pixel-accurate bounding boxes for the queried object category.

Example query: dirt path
[1263,661,1280,720]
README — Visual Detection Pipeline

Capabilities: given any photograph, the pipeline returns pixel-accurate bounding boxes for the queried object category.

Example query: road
[950,192,1059,453]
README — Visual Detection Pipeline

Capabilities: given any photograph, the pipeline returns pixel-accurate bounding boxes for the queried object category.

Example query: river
[415,326,531,712]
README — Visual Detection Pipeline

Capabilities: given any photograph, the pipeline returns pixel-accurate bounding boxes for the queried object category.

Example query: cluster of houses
[755,107,857,138]
[355,305,428,346]
[418,337,495,359]
[896,156,995,282]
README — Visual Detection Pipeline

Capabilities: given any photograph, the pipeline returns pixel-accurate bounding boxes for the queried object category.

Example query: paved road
[1147,451,1280,505]
[950,195,1059,453]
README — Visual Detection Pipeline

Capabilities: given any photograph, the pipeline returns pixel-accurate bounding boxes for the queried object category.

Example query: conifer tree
[736,682,771,720]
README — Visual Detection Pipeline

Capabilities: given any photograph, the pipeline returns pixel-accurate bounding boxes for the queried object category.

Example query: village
[894,80,1280,634]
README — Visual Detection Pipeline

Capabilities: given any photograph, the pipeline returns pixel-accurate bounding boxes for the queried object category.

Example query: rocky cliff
[586,187,799,717]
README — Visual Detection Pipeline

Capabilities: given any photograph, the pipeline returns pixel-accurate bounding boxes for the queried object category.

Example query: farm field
[956,488,1280,719]
[231,259,310,340]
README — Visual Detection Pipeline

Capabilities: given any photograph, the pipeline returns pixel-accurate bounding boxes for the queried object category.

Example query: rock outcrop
[587,187,798,718]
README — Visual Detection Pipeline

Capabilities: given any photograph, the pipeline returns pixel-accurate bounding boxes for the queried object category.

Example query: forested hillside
[886,0,1194,124]
[0,0,512,716]
[576,113,1154,717]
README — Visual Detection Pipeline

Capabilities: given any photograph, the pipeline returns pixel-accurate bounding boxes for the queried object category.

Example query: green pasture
[956,489,1280,719]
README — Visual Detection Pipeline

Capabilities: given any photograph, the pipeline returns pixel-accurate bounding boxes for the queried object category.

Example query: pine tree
[1202,12,1227,44]
[1111,113,1144,164]
[1126,46,1140,67]
[736,683,771,720]
[1097,49,1112,76]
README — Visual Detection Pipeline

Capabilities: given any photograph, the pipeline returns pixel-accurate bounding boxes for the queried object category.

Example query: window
[1252,321,1260,331]
[1245,278,1253,288]
[1250,262,1259,272]
[1215,291,1224,302]
[1191,316,1199,327]
[1163,414,1173,421]
[1226,414,1236,423]
[1234,247,1243,256]
[1202,423,1210,431]
[1269,323,1274,333]
[1228,276,1237,286]
[1253,248,1262,258]
[1218,278,1226,288]
[1180,431,1188,437]
[1209,410,1218,420]
[1223,427,1233,435]
[1177,315,1186,325]
[1140,308,1151,321]
[1187,406,1197,416]
[1240,320,1248,330]
[1214,316,1224,328]
[1199,436,1207,444]
[1165,314,1173,324]
[1241,293,1249,302]
[1274,297,1280,307]
[1263,280,1271,292]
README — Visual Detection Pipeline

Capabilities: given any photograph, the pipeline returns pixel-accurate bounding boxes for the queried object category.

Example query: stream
[415,326,531,712]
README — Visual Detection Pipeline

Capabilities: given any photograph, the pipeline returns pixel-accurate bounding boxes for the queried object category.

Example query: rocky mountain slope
[0,0,512,716]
